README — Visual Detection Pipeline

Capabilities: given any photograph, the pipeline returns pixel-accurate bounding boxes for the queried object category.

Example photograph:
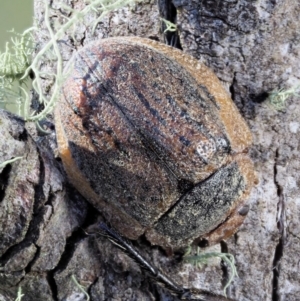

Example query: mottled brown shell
[55,37,256,250]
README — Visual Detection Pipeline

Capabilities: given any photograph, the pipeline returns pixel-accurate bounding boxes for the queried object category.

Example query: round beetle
[55,37,256,252]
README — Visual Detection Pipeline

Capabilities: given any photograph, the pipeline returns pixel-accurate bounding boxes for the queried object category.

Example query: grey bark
[0,0,300,301]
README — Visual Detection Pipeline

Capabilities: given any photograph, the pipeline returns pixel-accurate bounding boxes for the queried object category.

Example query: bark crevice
[272,148,286,301]
[158,0,182,49]
[0,164,11,203]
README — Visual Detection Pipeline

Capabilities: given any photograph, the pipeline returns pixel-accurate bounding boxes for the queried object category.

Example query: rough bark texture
[0,0,299,301]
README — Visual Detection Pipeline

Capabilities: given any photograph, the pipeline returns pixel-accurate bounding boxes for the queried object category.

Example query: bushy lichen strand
[0,28,34,81]
[183,247,238,296]
[0,28,34,115]
[268,85,300,110]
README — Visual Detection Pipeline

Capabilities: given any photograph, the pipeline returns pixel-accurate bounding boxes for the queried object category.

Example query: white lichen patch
[289,121,299,134]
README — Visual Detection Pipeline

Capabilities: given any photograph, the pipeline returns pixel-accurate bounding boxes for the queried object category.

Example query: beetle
[55,36,256,252]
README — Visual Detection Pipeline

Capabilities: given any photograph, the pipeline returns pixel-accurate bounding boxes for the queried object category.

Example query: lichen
[14,287,24,301]
[268,85,300,110]
[71,275,90,301]
[183,246,238,297]
[0,156,23,169]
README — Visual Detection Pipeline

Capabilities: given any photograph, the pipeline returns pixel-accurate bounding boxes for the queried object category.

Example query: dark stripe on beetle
[130,85,166,126]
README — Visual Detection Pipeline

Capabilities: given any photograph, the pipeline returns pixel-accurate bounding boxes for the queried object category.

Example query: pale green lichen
[183,246,238,296]
[160,18,177,33]
[0,156,23,169]
[268,84,300,110]
[14,287,24,301]
[0,28,34,116]
[71,275,90,301]
[0,28,34,81]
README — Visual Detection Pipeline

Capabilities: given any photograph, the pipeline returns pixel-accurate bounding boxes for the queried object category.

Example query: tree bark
[0,0,299,301]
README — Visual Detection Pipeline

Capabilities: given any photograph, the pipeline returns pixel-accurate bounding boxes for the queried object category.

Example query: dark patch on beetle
[113,139,121,150]
[177,179,194,194]
[68,128,176,228]
[153,162,246,243]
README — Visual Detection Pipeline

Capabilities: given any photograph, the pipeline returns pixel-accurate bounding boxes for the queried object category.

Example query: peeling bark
[0,0,299,301]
